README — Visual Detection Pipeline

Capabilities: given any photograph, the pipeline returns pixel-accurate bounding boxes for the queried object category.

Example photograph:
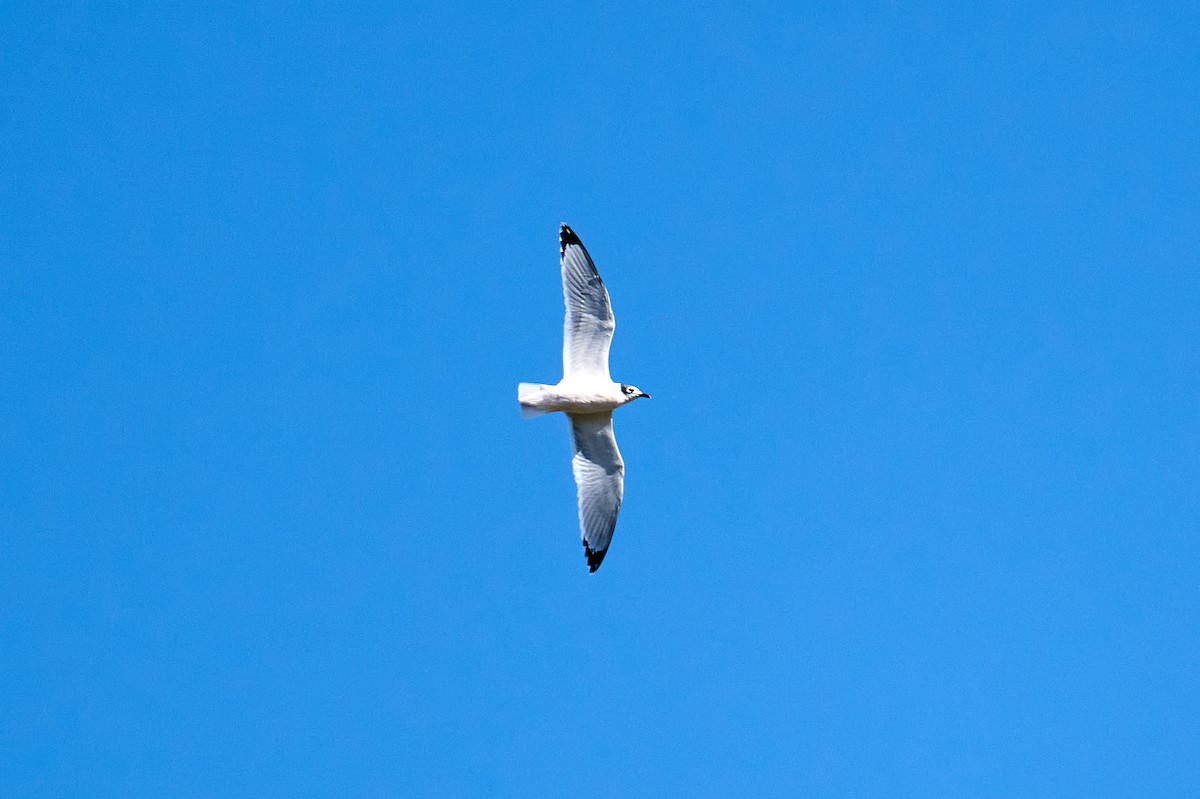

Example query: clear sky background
[3,2,1198,796]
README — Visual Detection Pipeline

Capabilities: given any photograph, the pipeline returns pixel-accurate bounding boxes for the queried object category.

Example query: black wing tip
[559,223,582,255]
[584,541,608,573]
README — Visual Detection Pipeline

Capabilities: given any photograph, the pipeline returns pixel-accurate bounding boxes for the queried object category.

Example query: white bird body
[518,224,650,572]
[517,381,631,416]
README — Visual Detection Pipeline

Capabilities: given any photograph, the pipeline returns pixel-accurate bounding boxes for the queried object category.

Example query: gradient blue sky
[3,2,1198,796]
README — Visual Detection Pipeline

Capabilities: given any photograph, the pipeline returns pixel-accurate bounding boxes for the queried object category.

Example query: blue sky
[3,2,1198,796]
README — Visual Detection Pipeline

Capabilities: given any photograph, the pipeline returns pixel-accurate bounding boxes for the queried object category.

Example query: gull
[518,224,650,572]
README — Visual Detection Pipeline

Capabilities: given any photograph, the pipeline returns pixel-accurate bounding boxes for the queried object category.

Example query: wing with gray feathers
[560,224,615,381]
[568,411,624,572]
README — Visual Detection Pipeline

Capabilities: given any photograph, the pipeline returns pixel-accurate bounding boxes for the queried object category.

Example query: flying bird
[518,224,650,572]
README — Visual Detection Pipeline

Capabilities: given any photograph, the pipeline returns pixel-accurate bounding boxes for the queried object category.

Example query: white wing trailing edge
[560,224,615,381]
[568,411,624,572]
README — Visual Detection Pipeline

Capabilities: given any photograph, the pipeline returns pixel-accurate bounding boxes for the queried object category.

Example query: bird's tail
[518,383,551,418]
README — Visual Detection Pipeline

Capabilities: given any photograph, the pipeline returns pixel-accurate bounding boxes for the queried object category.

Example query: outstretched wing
[560,224,615,381]
[568,412,624,572]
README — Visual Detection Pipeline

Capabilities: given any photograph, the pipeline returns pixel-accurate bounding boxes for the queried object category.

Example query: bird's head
[620,383,651,402]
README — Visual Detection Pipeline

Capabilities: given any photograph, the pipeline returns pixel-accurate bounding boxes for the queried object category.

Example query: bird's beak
[640,392,651,399]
